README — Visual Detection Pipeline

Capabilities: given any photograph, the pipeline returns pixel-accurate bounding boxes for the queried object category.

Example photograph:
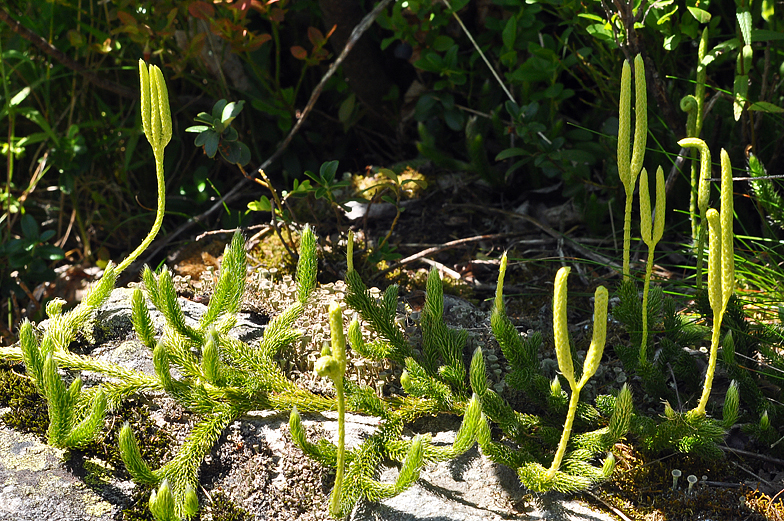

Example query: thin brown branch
[581,489,635,521]
[724,446,784,467]
[252,0,395,179]
[373,232,524,279]
[120,0,393,281]
[0,7,137,99]
[455,203,622,271]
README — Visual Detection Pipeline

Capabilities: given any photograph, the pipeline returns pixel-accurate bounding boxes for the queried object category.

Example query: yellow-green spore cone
[678,138,711,219]
[329,301,347,375]
[618,60,631,191]
[116,60,171,274]
[719,149,734,306]
[577,286,608,389]
[652,166,665,244]
[629,54,647,182]
[706,209,722,313]
[553,267,574,387]
[639,167,652,245]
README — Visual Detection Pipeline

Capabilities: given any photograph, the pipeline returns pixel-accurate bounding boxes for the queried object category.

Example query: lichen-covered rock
[0,426,122,521]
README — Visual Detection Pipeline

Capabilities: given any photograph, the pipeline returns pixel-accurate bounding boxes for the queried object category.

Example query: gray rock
[0,426,122,521]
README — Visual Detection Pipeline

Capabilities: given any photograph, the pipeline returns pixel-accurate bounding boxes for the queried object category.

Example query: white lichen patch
[0,426,63,472]
[248,271,400,393]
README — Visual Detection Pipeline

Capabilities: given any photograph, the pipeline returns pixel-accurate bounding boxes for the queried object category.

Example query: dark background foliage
[1,0,783,342]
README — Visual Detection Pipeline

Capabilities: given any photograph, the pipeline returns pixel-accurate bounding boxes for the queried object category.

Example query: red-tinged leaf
[188,1,215,20]
[308,26,325,47]
[116,11,136,26]
[311,48,330,62]
[242,32,272,51]
[233,0,254,14]
[269,7,285,23]
[226,21,245,34]
[211,18,233,36]
[290,46,307,60]
[249,0,267,14]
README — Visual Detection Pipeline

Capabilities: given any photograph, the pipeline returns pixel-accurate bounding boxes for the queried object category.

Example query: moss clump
[744,488,784,520]
[120,486,156,521]
[207,490,252,521]
[246,227,301,277]
[0,361,49,437]
[72,398,173,481]
[596,445,768,521]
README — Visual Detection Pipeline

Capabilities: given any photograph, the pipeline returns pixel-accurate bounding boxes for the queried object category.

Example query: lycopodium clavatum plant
[638,166,665,368]
[678,137,711,289]
[470,255,632,492]
[618,54,647,281]
[0,60,171,450]
[512,267,626,492]
[692,148,735,417]
[0,46,772,521]
[639,147,740,459]
[310,301,348,519]
[289,230,482,518]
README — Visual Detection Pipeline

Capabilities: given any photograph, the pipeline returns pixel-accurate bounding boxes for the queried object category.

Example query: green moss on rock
[0,361,49,437]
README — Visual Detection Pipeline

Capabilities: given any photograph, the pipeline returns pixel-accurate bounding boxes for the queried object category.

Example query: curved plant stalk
[678,137,711,289]
[682,27,709,243]
[117,60,171,274]
[692,149,734,416]
[313,301,348,518]
[638,166,666,366]
[546,267,609,479]
[618,54,647,280]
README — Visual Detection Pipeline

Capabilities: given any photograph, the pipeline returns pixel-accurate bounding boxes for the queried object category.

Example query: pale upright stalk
[694,209,723,415]
[693,150,734,416]
[618,55,647,280]
[638,166,665,366]
[547,267,608,478]
[117,60,171,274]
[314,302,348,517]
